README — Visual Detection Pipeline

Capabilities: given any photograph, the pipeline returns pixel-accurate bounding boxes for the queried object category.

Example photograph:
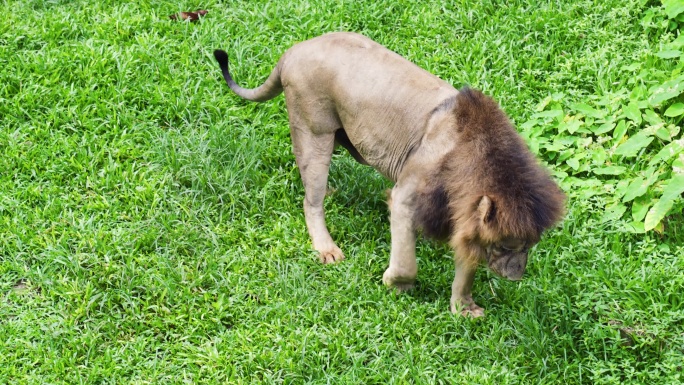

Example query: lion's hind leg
[287,115,344,264]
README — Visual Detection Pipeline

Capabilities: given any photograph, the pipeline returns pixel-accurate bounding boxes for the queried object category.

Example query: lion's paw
[317,247,345,264]
[382,268,416,292]
[451,302,485,318]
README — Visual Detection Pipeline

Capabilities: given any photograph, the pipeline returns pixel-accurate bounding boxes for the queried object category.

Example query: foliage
[522,3,684,232]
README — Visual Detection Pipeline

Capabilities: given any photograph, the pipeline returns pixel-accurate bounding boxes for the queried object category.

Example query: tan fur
[214,32,565,316]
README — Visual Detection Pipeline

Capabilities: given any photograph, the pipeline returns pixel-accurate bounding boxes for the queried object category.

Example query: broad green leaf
[625,221,646,234]
[614,179,632,200]
[528,138,540,155]
[623,169,659,202]
[663,0,684,19]
[644,174,684,231]
[551,169,568,180]
[563,177,604,199]
[642,123,664,136]
[566,157,580,170]
[591,121,615,135]
[664,102,684,117]
[576,163,592,173]
[614,133,654,157]
[577,137,593,148]
[631,196,651,222]
[560,118,582,134]
[520,136,537,153]
[570,102,604,118]
[649,76,684,106]
[520,119,539,130]
[542,141,567,152]
[658,244,671,253]
[531,109,564,121]
[557,150,574,163]
[674,154,684,173]
[590,147,609,165]
[602,203,627,223]
[655,50,682,59]
[623,102,642,124]
[655,125,672,142]
[563,177,603,189]
[535,95,553,111]
[642,109,663,125]
[641,8,657,27]
[623,177,648,202]
[671,35,684,48]
[593,166,627,175]
[649,139,684,166]
[630,85,648,101]
[520,121,546,138]
[556,136,580,146]
[612,120,628,141]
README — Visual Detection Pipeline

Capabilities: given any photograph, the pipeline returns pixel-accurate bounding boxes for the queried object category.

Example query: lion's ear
[477,195,496,225]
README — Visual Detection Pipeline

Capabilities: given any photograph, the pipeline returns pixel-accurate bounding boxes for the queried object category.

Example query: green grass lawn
[1,0,683,383]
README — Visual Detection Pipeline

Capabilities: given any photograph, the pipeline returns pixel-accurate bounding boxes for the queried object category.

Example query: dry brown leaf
[169,10,208,22]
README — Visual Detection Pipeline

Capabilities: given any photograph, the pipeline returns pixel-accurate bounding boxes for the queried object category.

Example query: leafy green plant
[522,2,684,232]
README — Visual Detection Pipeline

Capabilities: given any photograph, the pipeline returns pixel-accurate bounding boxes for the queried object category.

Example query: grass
[1,0,683,383]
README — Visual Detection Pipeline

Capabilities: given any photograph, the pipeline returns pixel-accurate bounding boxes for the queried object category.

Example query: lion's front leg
[450,258,484,317]
[382,182,418,291]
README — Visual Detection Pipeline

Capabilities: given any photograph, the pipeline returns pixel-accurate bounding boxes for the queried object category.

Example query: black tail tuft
[213,49,229,70]
[211,47,283,101]
[213,49,236,88]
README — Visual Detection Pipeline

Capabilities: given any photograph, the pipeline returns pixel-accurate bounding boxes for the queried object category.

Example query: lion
[213,32,566,317]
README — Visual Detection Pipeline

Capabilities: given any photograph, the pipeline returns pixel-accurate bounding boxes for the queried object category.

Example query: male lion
[214,32,565,317]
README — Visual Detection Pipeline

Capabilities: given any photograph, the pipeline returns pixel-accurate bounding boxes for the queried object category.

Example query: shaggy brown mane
[415,88,565,245]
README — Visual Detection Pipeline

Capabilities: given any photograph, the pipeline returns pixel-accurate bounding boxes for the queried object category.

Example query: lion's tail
[213,49,283,102]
